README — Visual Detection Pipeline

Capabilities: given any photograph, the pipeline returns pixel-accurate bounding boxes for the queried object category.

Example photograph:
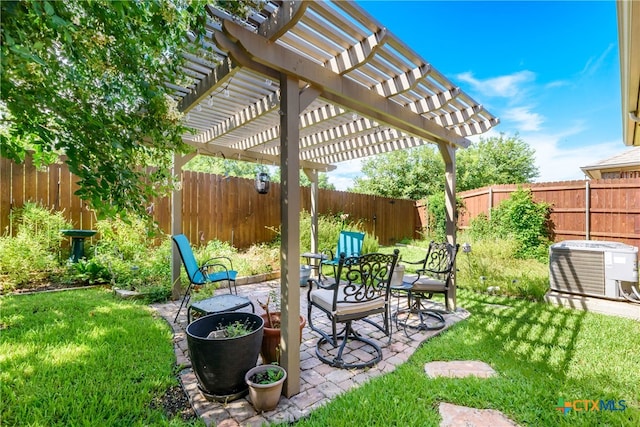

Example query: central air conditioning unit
[549,240,639,300]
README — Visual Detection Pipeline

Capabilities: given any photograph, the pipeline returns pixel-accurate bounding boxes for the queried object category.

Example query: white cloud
[456,70,535,99]
[501,106,544,131]
[523,129,624,182]
[579,43,615,77]
[327,158,364,191]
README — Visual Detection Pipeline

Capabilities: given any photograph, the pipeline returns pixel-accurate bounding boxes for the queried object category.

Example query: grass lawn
[2,275,638,426]
[289,290,640,427]
[0,288,201,426]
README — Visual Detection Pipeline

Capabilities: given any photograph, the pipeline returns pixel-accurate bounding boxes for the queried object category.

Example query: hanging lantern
[255,171,270,194]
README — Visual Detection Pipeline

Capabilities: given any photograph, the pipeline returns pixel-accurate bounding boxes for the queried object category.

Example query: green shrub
[468,212,493,240]
[425,193,464,241]
[0,202,72,289]
[455,232,548,301]
[491,188,551,260]
[467,188,551,261]
[27,216,172,294]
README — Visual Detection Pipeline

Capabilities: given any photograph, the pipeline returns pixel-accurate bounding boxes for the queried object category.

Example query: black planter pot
[186,311,264,402]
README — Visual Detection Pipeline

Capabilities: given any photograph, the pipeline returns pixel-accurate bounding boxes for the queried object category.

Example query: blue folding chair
[319,230,365,279]
[172,234,254,323]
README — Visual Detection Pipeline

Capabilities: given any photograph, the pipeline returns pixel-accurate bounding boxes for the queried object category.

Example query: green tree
[457,133,539,191]
[350,133,538,198]
[270,169,336,190]
[185,156,261,179]
[1,0,257,219]
[185,156,336,190]
[351,147,444,199]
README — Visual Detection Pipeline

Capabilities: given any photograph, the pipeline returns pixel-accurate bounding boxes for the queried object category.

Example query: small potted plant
[244,363,287,412]
[257,290,306,364]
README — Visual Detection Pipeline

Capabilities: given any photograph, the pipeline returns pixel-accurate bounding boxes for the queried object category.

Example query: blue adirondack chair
[319,230,365,279]
[172,234,254,323]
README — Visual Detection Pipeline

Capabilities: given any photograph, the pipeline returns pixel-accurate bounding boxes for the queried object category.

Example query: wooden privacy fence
[457,179,640,249]
[1,155,421,249]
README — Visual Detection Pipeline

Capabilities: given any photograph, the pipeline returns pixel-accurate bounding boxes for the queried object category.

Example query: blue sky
[327,1,625,190]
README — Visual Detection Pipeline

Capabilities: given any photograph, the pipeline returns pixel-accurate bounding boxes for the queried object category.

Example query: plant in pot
[186,311,264,402]
[257,290,306,364]
[245,363,287,412]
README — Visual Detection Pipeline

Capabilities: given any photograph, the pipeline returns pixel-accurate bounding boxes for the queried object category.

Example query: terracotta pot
[245,364,287,412]
[259,312,306,364]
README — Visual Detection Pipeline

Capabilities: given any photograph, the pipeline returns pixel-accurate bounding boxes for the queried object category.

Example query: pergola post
[303,168,320,271]
[438,143,457,310]
[170,152,194,300]
[279,73,301,397]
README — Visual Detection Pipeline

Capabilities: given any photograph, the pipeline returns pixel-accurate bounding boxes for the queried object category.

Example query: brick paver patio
[152,280,470,426]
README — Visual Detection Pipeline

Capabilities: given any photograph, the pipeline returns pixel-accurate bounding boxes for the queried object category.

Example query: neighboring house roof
[617,1,640,146]
[580,146,640,178]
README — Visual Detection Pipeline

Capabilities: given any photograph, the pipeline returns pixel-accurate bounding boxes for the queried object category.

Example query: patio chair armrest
[319,248,334,261]
[402,258,426,266]
[201,262,229,272]
[310,277,338,290]
[203,255,234,269]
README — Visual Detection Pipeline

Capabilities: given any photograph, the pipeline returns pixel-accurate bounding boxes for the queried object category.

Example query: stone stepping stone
[439,402,520,427]
[113,288,144,300]
[424,360,497,379]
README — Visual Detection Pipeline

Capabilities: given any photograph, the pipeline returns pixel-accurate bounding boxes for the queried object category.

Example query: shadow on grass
[0,288,182,426]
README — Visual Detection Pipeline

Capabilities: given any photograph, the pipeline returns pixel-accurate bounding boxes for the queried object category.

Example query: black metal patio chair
[307,249,399,369]
[393,241,459,334]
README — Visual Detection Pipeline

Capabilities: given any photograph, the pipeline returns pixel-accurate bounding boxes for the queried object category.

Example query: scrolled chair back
[334,250,399,306]
[423,241,458,279]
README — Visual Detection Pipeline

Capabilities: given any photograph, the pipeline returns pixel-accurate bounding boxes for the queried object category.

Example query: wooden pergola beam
[216,20,470,150]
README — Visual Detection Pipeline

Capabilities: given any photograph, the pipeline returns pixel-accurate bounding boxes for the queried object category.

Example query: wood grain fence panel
[3,155,638,250]
[199,173,211,243]
[69,173,82,229]
[23,156,38,205]
[33,164,49,207]
[58,163,71,225]
[213,174,223,243]
[458,179,640,249]
[48,163,60,211]
[235,179,250,248]
[0,158,12,234]
[11,159,25,211]
[193,171,204,245]
[218,175,232,245]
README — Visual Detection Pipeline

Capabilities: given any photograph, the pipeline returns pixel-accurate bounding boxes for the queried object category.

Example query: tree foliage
[457,133,539,191]
[185,156,336,190]
[1,0,257,219]
[350,133,539,199]
[351,147,444,199]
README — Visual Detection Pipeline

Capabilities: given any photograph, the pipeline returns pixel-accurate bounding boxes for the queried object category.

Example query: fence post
[488,187,493,220]
[585,180,590,240]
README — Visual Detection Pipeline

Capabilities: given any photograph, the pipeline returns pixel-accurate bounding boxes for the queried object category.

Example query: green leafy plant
[468,187,552,261]
[424,193,464,241]
[0,202,72,289]
[68,258,111,285]
[208,319,255,338]
[250,365,285,384]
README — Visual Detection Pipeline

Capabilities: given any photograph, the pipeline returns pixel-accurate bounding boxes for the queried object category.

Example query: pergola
[170,0,498,396]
